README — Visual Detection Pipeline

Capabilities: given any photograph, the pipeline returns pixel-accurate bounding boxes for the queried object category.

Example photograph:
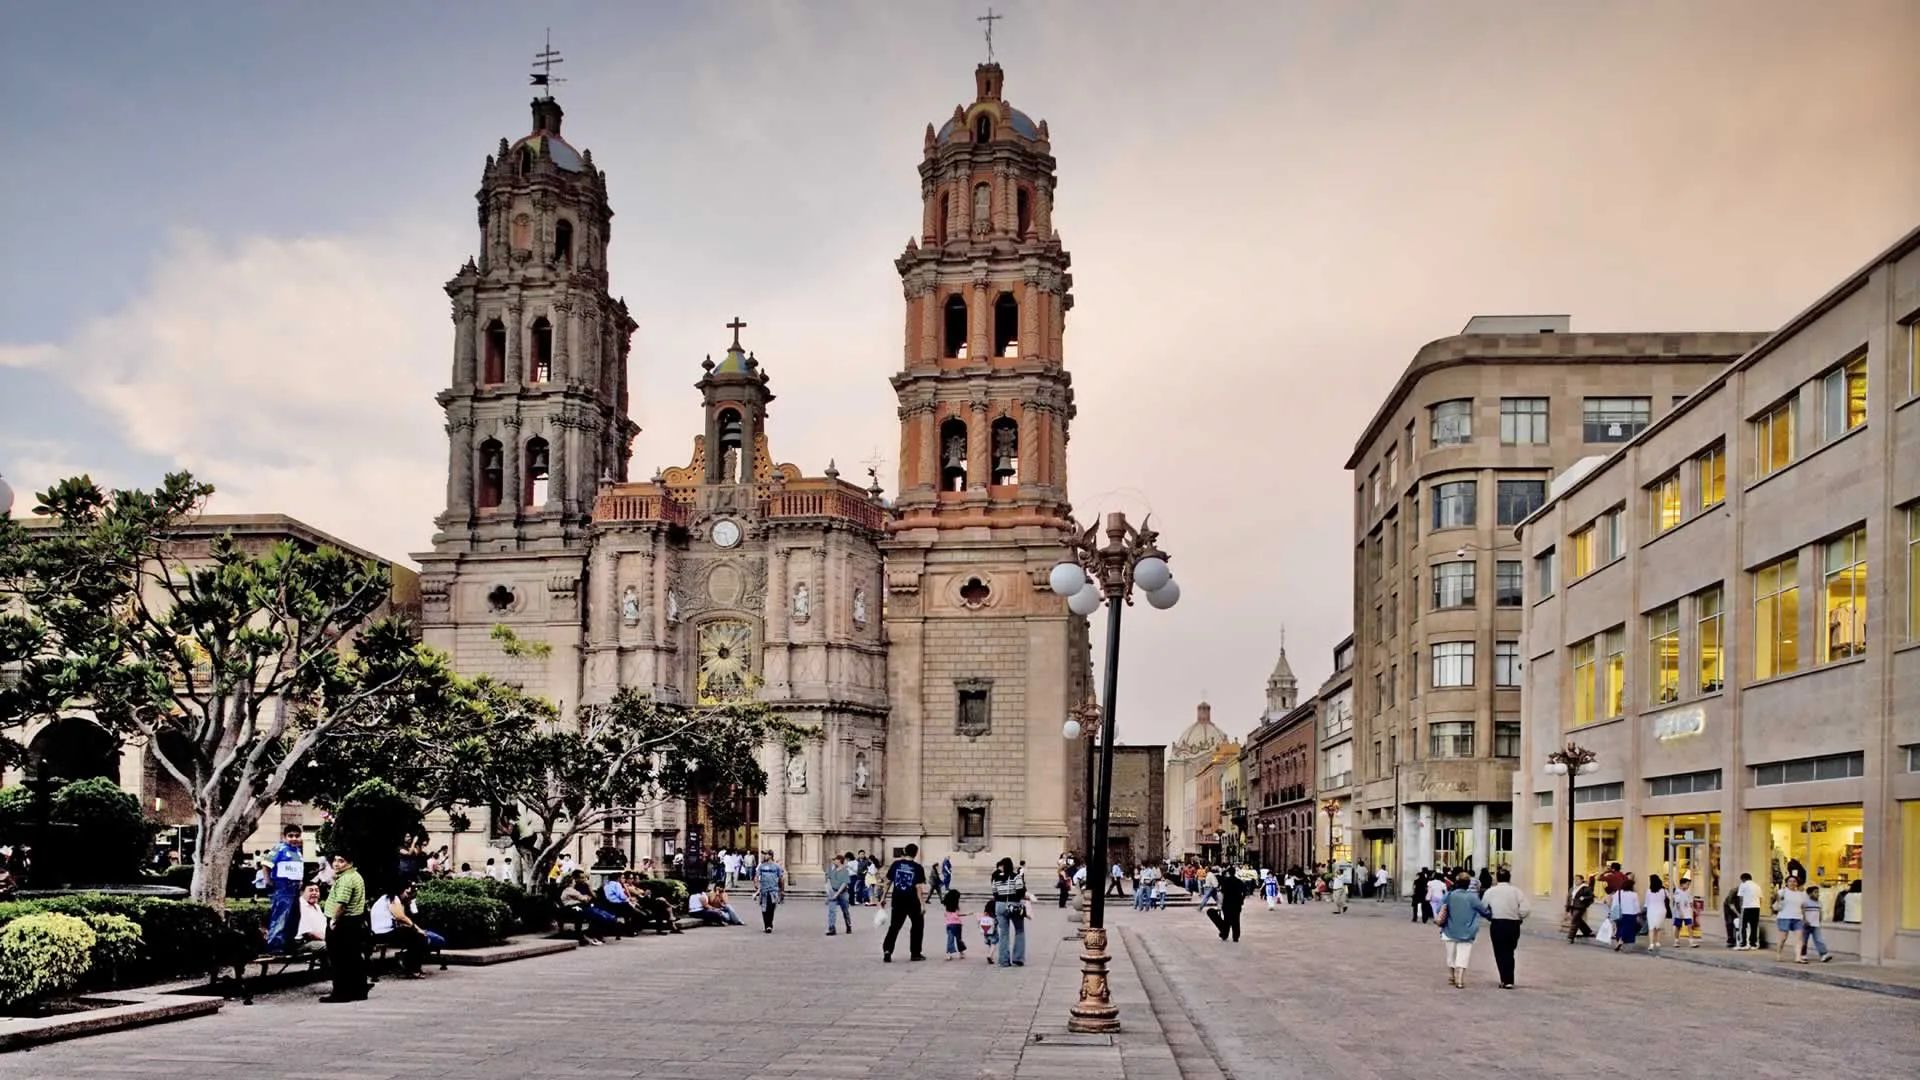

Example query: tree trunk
[190,842,233,911]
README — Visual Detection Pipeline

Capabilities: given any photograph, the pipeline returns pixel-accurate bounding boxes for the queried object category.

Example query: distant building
[1164,700,1229,859]
[1107,744,1167,868]
[1316,635,1358,867]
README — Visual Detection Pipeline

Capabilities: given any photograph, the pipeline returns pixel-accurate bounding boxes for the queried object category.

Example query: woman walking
[1609,873,1643,951]
[990,857,1028,967]
[1438,871,1491,988]
[1643,874,1671,952]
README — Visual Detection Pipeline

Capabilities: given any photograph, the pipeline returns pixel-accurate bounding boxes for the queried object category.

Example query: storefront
[1748,805,1864,923]
[1645,812,1722,908]
[1904,801,1920,932]
[1574,818,1622,883]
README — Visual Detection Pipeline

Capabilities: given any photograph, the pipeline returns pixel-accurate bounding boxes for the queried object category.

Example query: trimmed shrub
[0,894,227,984]
[411,893,510,948]
[81,913,143,986]
[0,913,96,1007]
[223,898,269,940]
[318,779,423,900]
[635,876,688,909]
[417,875,549,932]
[50,778,156,882]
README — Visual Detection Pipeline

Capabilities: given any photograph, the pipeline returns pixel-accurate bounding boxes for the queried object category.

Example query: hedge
[634,877,689,908]
[411,893,511,948]
[417,876,550,932]
[0,913,96,1007]
[84,913,144,986]
[0,894,229,986]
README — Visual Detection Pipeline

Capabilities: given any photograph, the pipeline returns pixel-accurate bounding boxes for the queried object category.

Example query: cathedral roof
[936,106,1040,144]
[1269,647,1295,684]
[511,131,585,172]
[711,343,751,375]
[1170,705,1229,761]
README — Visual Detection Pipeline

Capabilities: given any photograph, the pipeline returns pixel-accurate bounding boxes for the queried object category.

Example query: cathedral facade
[415,65,1089,886]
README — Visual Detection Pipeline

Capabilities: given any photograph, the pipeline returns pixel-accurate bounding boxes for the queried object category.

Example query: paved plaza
[9,897,1918,1079]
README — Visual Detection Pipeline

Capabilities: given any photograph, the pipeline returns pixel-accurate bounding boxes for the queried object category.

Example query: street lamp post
[1052,512,1181,1036]
[1545,742,1600,901]
[1321,797,1342,873]
[1063,696,1101,932]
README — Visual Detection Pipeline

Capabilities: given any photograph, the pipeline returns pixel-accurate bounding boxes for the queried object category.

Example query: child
[978,901,998,962]
[942,889,968,960]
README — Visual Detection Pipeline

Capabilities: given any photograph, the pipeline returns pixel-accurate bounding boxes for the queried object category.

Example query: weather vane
[531,28,566,97]
[978,7,1003,63]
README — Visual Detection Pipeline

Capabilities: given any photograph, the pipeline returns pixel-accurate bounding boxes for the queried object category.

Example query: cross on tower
[530,28,566,96]
[726,316,748,350]
[978,7,1003,63]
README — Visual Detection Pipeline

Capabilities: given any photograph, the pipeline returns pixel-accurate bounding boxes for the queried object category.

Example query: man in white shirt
[1481,868,1531,988]
[1735,872,1763,949]
[1374,865,1392,902]
[294,884,329,953]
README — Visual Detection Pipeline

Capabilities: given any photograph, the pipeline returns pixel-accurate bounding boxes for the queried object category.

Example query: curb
[0,992,223,1053]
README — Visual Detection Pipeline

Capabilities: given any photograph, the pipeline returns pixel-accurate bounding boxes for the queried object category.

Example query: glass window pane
[1432,400,1473,446]
[1697,445,1726,507]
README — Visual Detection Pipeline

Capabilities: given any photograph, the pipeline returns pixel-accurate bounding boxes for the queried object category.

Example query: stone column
[1018,403,1039,488]
[1471,803,1490,874]
[591,542,617,643]
[761,742,789,862]
[970,281,989,360]
[547,418,568,513]
[803,737,827,831]
[968,401,989,491]
[993,164,1010,233]
[918,405,938,492]
[444,420,467,517]
[1035,181,1053,236]
[553,298,572,383]
[505,301,525,392]
[1021,280,1042,361]
[920,284,938,363]
[452,301,477,388]
[501,417,522,520]
[640,549,660,645]
[921,181,937,241]
[953,168,971,236]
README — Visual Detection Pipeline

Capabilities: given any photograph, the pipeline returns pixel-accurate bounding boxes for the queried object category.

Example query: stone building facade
[1248,643,1315,871]
[1165,701,1229,860]
[1316,635,1357,865]
[1341,318,1770,891]
[1514,225,1920,964]
[1106,745,1167,869]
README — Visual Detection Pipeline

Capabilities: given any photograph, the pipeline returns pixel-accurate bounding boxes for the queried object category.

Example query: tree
[318,779,425,900]
[0,473,441,908]
[49,777,156,883]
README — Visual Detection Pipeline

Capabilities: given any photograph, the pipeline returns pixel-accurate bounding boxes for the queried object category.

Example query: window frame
[1429,721,1475,760]
[1431,399,1474,447]
[1582,397,1651,443]
[1648,472,1682,535]
[1431,480,1477,531]
[1647,603,1680,705]
[1430,641,1475,688]
[1571,638,1596,727]
[1494,641,1522,688]
[1696,584,1725,693]
[1908,506,1920,642]
[1496,479,1547,527]
[1821,352,1868,441]
[1695,443,1726,509]
[1498,397,1549,446]
[1603,626,1625,719]
[1820,525,1867,663]
[1495,560,1523,607]
[1493,721,1522,758]
[1431,561,1476,610]
[1753,554,1800,680]
[1535,547,1556,598]
[1753,397,1797,479]
[1570,525,1595,578]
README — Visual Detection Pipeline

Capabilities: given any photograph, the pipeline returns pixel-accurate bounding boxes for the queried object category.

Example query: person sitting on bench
[629,875,683,934]
[294,883,329,954]
[370,883,443,977]
[559,870,618,944]
[599,873,643,936]
[689,884,741,926]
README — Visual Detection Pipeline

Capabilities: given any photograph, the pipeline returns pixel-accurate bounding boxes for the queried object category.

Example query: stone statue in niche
[972,183,992,232]
[853,587,868,628]
[666,589,681,623]
[792,582,811,620]
[852,751,871,794]
[786,752,807,794]
[621,586,640,625]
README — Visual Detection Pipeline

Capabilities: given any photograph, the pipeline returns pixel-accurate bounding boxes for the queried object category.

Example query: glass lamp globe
[1049,562,1086,598]
[0,473,12,517]
[1062,718,1083,740]
[1068,585,1104,616]
[1144,579,1181,610]
[1545,762,1567,775]
[1580,761,1600,774]
[1132,556,1171,593]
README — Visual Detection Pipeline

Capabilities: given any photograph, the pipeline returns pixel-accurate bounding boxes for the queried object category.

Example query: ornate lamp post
[1321,797,1342,872]
[1051,512,1181,1035]
[1062,696,1102,932]
[1544,742,1599,899]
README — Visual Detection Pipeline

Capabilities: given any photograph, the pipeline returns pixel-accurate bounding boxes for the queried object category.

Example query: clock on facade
[710,519,741,548]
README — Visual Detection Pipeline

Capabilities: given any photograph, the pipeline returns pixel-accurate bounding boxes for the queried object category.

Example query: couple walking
[1436,867,1530,989]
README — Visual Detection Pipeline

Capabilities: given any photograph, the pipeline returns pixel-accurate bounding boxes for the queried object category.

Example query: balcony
[1320,771,1354,792]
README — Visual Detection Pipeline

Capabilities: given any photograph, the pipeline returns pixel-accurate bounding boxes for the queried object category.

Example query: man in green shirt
[321,854,370,1003]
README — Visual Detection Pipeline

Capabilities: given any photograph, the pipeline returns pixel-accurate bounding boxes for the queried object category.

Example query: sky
[2,0,1916,749]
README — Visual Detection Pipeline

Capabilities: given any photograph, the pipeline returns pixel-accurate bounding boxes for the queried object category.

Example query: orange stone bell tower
[882,61,1091,879]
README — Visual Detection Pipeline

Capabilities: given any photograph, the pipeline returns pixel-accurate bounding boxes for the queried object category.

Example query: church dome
[510,131,584,173]
[937,105,1040,144]
[1170,703,1228,761]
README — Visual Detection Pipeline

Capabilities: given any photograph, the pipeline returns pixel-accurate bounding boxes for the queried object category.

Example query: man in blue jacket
[265,824,307,954]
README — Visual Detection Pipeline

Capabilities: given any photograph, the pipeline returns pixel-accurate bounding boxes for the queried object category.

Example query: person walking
[1609,874,1643,951]
[990,857,1028,967]
[881,843,929,962]
[1735,872,1763,949]
[825,852,854,936]
[1482,867,1530,989]
[1565,875,1596,942]
[754,850,785,933]
[1438,871,1491,989]
[1798,885,1832,963]
[1671,875,1701,948]
[1643,874,1672,952]
[1207,863,1249,942]
[1329,869,1349,914]
[319,853,370,1003]
[1774,876,1809,962]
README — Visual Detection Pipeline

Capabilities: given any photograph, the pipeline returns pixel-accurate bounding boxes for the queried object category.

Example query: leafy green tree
[0,473,441,908]
[318,778,425,900]
[49,777,156,883]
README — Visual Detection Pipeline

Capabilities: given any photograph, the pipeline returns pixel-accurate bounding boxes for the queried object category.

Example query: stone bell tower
[416,89,638,707]
[882,62,1090,880]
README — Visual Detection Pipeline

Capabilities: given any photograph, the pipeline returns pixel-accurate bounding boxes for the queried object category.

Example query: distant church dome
[1170,701,1228,761]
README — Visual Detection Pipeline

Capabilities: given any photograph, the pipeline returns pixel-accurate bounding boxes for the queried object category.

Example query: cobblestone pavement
[7,904,1184,1080]
[1124,897,1920,1080]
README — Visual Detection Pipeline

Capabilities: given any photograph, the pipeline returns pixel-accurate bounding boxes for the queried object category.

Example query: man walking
[825,852,854,936]
[1207,863,1249,942]
[319,853,369,1003]
[881,843,928,962]
[1735,872,1763,949]
[1482,867,1530,989]
[754,850,785,933]
[264,824,306,954]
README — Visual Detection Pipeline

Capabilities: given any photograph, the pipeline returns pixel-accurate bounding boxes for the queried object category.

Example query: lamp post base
[1067,926,1122,1033]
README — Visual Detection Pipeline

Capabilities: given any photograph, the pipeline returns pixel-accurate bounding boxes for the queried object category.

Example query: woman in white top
[1774,879,1809,961]
[1609,874,1644,951]
[1642,874,1671,952]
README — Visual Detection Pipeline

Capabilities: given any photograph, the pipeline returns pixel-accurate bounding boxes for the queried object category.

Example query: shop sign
[1652,706,1705,742]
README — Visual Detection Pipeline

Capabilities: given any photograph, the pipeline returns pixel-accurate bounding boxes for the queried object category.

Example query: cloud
[3,227,455,564]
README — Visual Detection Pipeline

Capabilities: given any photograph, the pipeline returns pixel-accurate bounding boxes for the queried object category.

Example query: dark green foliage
[411,892,511,947]
[0,787,33,846]
[319,778,424,900]
[0,894,227,984]
[634,876,688,908]
[49,778,155,882]
[416,875,547,932]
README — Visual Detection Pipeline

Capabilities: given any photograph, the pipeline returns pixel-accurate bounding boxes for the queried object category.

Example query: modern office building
[1344,317,1769,892]
[1515,225,1920,964]
[1316,635,1357,864]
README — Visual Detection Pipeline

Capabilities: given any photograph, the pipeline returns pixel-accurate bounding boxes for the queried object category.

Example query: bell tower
[433,90,638,554]
[696,319,774,485]
[882,61,1089,880]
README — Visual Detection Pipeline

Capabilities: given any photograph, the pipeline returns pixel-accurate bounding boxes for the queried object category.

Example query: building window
[1572,638,1596,727]
[1822,526,1867,662]
[940,418,970,491]
[1386,445,1399,489]
[1493,721,1521,758]
[1648,603,1680,705]
[1696,584,1724,693]
[1387,519,1399,567]
[990,417,1019,484]
[1432,480,1476,530]
[943,295,969,358]
[1432,562,1475,610]
[1411,576,1419,622]
[1369,467,1381,508]
[958,806,987,843]
[1909,321,1920,399]
[1536,547,1556,597]
[1649,472,1681,535]
[1431,641,1474,688]
[1751,806,1866,911]
[1570,525,1595,578]
[1909,506,1920,641]
[1603,627,1625,719]
[955,679,993,736]
[1822,353,1867,440]
[1696,444,1726,508]
[1754,397,1796,479]
[1583,397,1650,442]
[1494,641,1521,688]
[1754,554,1800,680]
[529,317,553,382]
[1647,770,1722,797]
[1429,721,1474,760]
[482,319,507,384]
[1431,400,1473,446]
[1599,507,1624,563]
[477,439,504,509]
[1573,782,1626,805]
[1495,560,1523,607]
[1388,664,1398,705]
[1753,753,1864,787]
[524,436,550,506]
[1499,397,1548,445]
[1497,479,1547,526]
[993,292,1019,357]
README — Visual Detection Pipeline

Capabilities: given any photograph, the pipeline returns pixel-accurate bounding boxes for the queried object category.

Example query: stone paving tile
[1126,897,1920,1080]
[7,905,1189,1080]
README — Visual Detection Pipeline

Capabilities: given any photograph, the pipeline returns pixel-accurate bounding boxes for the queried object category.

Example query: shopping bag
[1595,917,1616,944]
[873,905,890,930]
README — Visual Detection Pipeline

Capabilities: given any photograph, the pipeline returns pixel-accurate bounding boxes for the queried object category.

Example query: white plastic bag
[873,905,890,930]
[1595,917,1616,944]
